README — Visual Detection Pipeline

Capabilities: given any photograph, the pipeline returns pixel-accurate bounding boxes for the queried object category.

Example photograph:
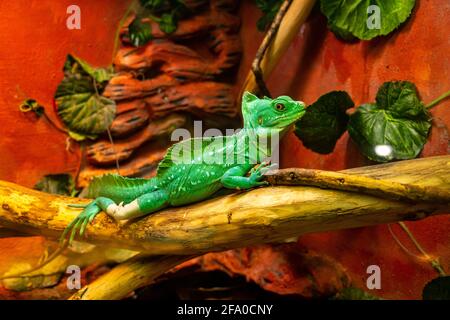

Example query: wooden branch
[267,168,450,204]
[240,0,316,99]
[69,254,192,300]
[1,243,136,292]
[0,156,449,255]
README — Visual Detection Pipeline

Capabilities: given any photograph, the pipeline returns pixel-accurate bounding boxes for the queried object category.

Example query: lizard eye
[275,103,285,111]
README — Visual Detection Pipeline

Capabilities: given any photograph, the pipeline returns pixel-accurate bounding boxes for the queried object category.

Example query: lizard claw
[61,200,101,245]
[250,162,277,177]
[260,163,278,175]
[248,162,278,187]
[250,161,271,174]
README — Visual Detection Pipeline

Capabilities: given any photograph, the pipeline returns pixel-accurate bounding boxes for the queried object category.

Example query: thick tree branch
[0,156,449,256]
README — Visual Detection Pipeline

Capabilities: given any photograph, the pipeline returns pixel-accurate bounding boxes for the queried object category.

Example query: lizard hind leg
[61,191,169,244]
[61,197,115,244]
[107,190,169,221]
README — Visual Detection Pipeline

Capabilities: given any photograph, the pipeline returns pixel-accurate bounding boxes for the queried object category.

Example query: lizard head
[241,91,305,136]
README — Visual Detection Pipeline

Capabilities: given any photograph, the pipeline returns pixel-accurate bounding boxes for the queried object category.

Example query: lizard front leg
[220,162,272,190]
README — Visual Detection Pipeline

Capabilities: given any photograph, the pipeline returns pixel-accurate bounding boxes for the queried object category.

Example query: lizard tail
[0,241,69,281]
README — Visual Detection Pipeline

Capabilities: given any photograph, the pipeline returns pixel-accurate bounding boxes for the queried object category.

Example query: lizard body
[62,91,305,242]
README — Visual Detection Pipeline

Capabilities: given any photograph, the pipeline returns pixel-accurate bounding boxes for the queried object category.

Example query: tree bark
[0,156,448,255]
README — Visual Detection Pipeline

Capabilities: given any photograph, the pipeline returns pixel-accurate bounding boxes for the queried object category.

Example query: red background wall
[0,0,449,299]
[0,0,131,187]
[237,0,450,299]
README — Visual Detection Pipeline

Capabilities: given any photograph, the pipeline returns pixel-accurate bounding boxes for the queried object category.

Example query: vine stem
[397,222,446,276]
[92,78,121,175]
[106,126,121,175]
[42,112,69,135]
[112,0,138,62]
[19,103,68,135]
[426,89,450,109]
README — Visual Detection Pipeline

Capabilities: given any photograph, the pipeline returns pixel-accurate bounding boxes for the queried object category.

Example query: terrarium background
[0,0,448,299]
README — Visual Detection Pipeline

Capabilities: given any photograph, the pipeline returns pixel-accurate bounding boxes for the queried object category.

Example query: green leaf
[34,174,77,196]
[159,13,177,34]
[348,81,431,162]
[255,0,283,31]
[423,276,450,300]
[133,0,187,42]
[57,93,116,138]
[63,54,113,84]
[294,91,354,154]
[375,81,428,119]
[129,17,153,47]
[55,55,116,140]
[321,0,416,40]
[333,287,382,300]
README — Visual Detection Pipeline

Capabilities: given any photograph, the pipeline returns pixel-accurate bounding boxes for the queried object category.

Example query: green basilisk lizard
[0,91,305,280]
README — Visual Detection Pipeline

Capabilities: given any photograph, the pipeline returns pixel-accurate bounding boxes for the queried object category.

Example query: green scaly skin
[62,92,305,243]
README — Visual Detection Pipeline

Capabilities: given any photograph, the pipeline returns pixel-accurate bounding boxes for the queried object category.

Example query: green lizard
[61,91,305,243]
[0,92,304,281]
[2,89,445,283]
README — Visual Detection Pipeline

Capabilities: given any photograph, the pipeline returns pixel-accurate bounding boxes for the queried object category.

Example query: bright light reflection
[374,144,392,157]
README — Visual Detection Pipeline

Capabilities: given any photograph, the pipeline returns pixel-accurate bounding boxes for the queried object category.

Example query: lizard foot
[249,162,278,186]
[61,200,101,245]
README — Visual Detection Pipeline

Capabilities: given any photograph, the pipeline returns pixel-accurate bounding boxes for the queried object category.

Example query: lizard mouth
[269,112,303,128]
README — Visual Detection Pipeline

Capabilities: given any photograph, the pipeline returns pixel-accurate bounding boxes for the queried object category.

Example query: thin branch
[252,0,293,97]
[239,0,316,101]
